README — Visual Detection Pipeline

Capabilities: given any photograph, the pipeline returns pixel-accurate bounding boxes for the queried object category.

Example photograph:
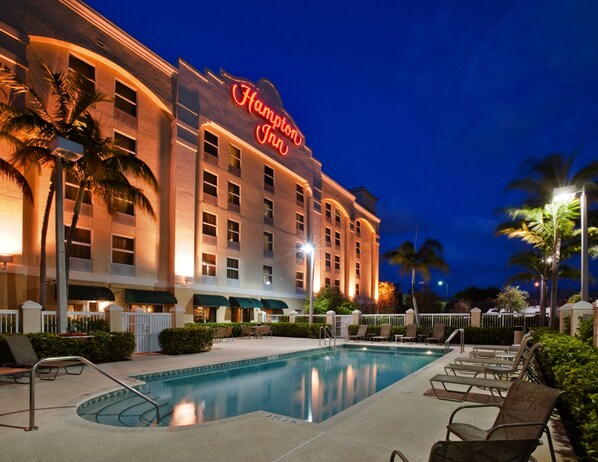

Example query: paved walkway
[0,338,576,461]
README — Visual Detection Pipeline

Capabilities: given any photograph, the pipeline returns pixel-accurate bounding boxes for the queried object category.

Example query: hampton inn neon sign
[231,83,303,156]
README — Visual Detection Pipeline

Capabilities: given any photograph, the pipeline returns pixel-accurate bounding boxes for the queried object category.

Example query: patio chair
[454,335,533,367]
[5,335,84,382]
[425,324,445,343]
[259,325,272,339]
[390,438,541,462]
[213,327,227,342]
[348,324,368,341]
[241,325,253,338]
[224,326,234,341]
[446,379,563,462]
[399,324,417,342]
[469,332,534,359]
[370,324,391,342]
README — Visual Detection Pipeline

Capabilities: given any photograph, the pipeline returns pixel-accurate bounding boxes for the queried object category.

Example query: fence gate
[335,315,352,339]
[124,312,170,353]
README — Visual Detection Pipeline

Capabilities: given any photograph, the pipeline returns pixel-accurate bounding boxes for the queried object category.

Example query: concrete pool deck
[0,337,575,461]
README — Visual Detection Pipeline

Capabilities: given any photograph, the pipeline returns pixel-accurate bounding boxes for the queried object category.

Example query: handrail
[319,326,336,349]
[445,328,464,353]
[27,356,161,431]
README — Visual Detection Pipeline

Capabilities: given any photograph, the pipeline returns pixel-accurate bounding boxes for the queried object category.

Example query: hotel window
[204,130,218,158]
[325,203,332,222]
[202,211,217,237]
[296,213,304,234]
[356,220,361,237]
[325,227,331,246]
[202,252,216,276]
[355,283,360,297]
[65,226,91,260]
[68,55,95,91]
[112,196,134,216]
[296,242,304,260]
[112,235,134,265]
[325,277,331,288]
[264,232,273,253]
[356,241,361,257]
[356,262,361,277]
[296,271,304,290]
[335,208,341,226]
[264,165,274,190]
[296,184,304,205]
[203,171,218,197]
[228,144,241,170]
[114,131,137,156]
[325,252,331,271]
[228,182,240,207]
[264,198,274,221]
[263,265,273,285]
[227,219,240,244]
[65,170,91,204]
[334,231,341,248]
[334,255,341,271]
[115,81,137,117]
[334,279,340,288]
[227,258,239,280]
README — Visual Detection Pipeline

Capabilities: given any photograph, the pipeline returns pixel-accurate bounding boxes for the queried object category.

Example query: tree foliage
[305,286,357,315]
[495,285,529,313]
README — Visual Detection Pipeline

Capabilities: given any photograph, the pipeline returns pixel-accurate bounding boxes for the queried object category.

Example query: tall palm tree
[0,61,158,307]
[0,157,33,203]
[383,238,448,323]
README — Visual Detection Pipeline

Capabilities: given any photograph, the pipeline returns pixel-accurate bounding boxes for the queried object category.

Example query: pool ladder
[319,326,336,349]
[25,356,161,431]
[444,328,465,353]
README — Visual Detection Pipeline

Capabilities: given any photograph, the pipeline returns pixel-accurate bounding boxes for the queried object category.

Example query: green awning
[260,299,288,309]
[125,289,177,305]
[193,294,230,307]
[68,285,115,301]
[229,297,258,308]
[251,298,263,308]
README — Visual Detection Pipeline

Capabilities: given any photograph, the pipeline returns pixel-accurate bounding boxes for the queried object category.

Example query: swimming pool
[77,345,443,427]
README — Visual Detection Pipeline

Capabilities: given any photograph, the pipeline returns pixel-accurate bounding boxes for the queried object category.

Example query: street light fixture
[300,242,315,324]
[437,280,449,298]
[50,137,83,334]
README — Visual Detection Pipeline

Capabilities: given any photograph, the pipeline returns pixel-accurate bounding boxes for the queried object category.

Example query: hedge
[159,325,213,355]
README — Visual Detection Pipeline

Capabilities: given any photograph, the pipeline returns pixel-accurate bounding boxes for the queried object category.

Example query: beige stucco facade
[0,0,379,319]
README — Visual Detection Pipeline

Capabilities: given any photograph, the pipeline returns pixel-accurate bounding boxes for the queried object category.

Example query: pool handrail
[319,325,336,349]
[27,355,161,431]
[445,328,464,353]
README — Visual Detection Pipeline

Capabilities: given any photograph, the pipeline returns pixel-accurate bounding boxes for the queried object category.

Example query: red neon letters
[231,83,303,156]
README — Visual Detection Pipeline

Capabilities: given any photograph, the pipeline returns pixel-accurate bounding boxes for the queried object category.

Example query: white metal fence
[124,312,170,353]
[41,311,106,333]
[0,310,19,333]
[362,314,406,326]
[481,313,548,328]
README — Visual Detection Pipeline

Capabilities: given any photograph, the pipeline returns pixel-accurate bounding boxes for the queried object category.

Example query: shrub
[159,326,213,355]
[270,322,328,339]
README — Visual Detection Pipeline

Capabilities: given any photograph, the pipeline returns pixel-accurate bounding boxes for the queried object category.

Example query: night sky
[85,0,598,296]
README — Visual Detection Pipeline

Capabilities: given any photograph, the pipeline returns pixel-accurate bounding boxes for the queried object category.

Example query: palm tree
[0,61,158,307]
[383,238,448,323]
[0,157,33,203]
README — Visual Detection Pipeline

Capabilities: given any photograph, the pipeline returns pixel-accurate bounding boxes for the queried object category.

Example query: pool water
[78,346,442,427]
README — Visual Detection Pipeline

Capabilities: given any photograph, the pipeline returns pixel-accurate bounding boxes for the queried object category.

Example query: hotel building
[0,0,380,322]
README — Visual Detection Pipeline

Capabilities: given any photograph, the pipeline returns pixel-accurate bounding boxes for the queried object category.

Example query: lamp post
[301,242,315,324]
[437,280,449,298]
[50,137,83,334]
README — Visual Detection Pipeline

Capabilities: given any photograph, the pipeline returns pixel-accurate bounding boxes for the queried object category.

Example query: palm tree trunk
[410,268,419,325]
[38,181,55,309]
[549,233,561,330]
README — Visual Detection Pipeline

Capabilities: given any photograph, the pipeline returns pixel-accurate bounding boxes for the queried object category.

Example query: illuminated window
[227,220,240,243]
[115,81,137,117]
[325,227,331,246]
[112,196,134,216]
[296,271,304,290]
[65,226,91,260]
[114,131,136,156]
[203,171,217,197]
[68,55,94,91]
[296,184,304,205]
[112,235,134,265]
[296,213,304,234]
[202,211,217,237]
[325,252,331,271]
[356,220,361,237]
[335,231,341,248]
[264,232,273,252]
[228,182,240,207]
[325,203,332,222]
[204,130,218,158]
[264,198,274,220]
[335,208,341,226]
[356,262,361,277]
[228,144,241,170]
[356,241,361,257]
[202,253,216,276]
[263,265,273,285]
[355,283,360,296]
[65,170,91,204]
[334,255,341,271]
[296,242,303,260]
[325,277,331,288]
[227,258,239,280]
[264,165,274,189]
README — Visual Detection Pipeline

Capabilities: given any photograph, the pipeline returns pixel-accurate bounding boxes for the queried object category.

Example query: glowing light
[171,401,196,426]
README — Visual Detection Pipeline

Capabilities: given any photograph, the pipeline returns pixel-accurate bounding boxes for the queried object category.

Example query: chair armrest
[448,403,502,425]
[389,449,409,462]
[486,421,548,439]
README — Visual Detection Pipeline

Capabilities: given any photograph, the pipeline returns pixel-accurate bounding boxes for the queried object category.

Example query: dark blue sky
[87,0,598,296]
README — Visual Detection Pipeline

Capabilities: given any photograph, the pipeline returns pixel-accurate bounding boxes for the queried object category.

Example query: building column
[470,307,481,328]
[104,304,124,333]
[20,300,42,334]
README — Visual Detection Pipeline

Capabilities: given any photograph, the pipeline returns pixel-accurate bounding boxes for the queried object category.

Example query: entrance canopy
[125,289,177,305]
[229,297,259,308]
[193,294,230,307]
[69,285,115,301]
[260,299,288,309]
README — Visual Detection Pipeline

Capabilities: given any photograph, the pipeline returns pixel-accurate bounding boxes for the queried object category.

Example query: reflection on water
[148,349,438,426]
